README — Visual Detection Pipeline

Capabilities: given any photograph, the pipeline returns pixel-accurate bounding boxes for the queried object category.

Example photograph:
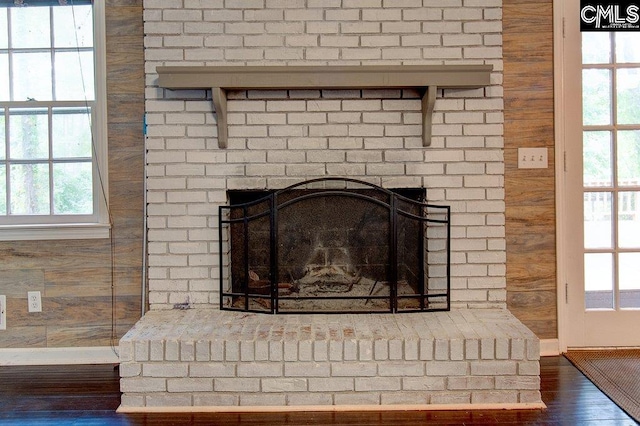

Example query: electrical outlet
[518,147,548,169]
[27,291,42,313]
[0,295,6,330]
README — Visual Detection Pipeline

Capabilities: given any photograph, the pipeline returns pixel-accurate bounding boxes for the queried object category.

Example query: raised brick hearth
[118,309,541,411]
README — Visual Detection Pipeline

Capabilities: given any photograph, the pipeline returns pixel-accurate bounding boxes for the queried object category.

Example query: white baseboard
[540,338,560,356]
[0,346,119,365]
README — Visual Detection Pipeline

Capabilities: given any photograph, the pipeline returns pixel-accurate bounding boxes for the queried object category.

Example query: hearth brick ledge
[117,309,543,412]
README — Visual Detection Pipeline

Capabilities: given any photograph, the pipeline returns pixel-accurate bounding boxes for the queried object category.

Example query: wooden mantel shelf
[156,65,493,148]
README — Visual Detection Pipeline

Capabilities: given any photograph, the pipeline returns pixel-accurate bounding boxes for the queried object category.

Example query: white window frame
[0,0,109,241]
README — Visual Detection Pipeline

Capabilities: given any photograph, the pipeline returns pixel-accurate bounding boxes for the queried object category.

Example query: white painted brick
[361,35,400,47]
[471,361,517,376]
[471,390,518,404]
[265,21,305,34]
[262,378,307,392]
[237,362,282,377]
[382,21,421,33]
[215,378,260,392]
[343,0,382,7]
[309,377,354,392]
[286,35,319,47]
[342,99,382,112]
[306,21,340,34]
[285,363,331,377]
[319,35,359,48]
[355,377,401,391]
[288,393,333,405]
[120,377,167,393]
[425,361,468,376]
[378,362,424,377]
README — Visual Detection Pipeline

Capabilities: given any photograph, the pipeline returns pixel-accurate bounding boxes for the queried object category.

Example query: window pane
[52,108,92,158]
[615,33,640,63]
[618,191,640,249]
[53,162,92,215]
[0,165,5,215]
[584,191,612,249]
[10,163,50,215]
[53,5,93,48]
[0,109,5,160]
[0,8,7,49]
[54,51,94,101]
[583,69,612,126]
[0,53,8,101]
[619,253,640,308]
[10,7,50,49]
[9,109,49,160]
[617,130,640,186]
[583,32,611,64]
[585,253,614,309]
[12,52,52,102]
[617,68,640,125]
[583,131,612,186]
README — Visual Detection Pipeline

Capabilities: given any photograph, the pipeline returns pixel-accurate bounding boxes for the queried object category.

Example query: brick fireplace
[118,0,542,412]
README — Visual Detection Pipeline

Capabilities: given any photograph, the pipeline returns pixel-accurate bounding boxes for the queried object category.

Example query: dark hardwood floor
[0,356,636,425]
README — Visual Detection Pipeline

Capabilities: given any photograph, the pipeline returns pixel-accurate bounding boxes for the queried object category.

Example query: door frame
[554,0,569,353]
[554,0,640,350]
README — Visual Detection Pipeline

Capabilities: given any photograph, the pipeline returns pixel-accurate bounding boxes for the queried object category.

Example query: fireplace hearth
[219,178,450,314]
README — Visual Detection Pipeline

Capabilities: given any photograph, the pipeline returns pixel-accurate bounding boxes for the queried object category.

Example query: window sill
[0,223,112,241]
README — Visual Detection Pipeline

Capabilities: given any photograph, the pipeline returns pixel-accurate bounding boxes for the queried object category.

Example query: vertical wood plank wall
[0,2,558,348]
[503,0,558,339]
[0,2,145,348]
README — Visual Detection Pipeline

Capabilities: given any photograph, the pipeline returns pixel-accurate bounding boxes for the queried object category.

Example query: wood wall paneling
[503,0,557,339]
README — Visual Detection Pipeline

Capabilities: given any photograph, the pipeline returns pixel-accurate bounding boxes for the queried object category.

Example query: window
[0,0,108,240]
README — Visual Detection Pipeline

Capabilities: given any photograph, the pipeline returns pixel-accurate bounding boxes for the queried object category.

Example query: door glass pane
[12,52,52,102]
[583,131,612,186]
[585,253,614,309]
[583,69,612,125]
[0,8,7,49]
[9,109,49,160]
[617,130,640,186]
[0,109,4,160]
[619,253,640,309]
[584,191,612,249]
[53,162,92,215]
[618,191,640,249]
[10,163,50,215]
[583,32,611,64]
[0,53,8,101]
[0,165,5,215]
[617,68,640,125]
[52,108,92,158]
[10,7,50,49]
[615,33,640,63]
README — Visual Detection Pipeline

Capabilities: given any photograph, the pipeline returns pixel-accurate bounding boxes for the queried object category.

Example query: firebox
[219,178,450,314]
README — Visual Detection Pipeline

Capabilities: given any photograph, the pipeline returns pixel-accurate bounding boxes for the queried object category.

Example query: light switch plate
[518,147,548,169]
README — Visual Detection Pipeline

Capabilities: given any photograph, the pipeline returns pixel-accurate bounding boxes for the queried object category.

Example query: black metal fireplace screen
[218,178,450,314]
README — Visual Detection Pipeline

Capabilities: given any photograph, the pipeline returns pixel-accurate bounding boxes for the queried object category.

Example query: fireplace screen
[219,178,450,314]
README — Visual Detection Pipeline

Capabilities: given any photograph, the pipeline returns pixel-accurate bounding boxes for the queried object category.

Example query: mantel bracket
[211,87,227,149]
[157,65,493,148]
